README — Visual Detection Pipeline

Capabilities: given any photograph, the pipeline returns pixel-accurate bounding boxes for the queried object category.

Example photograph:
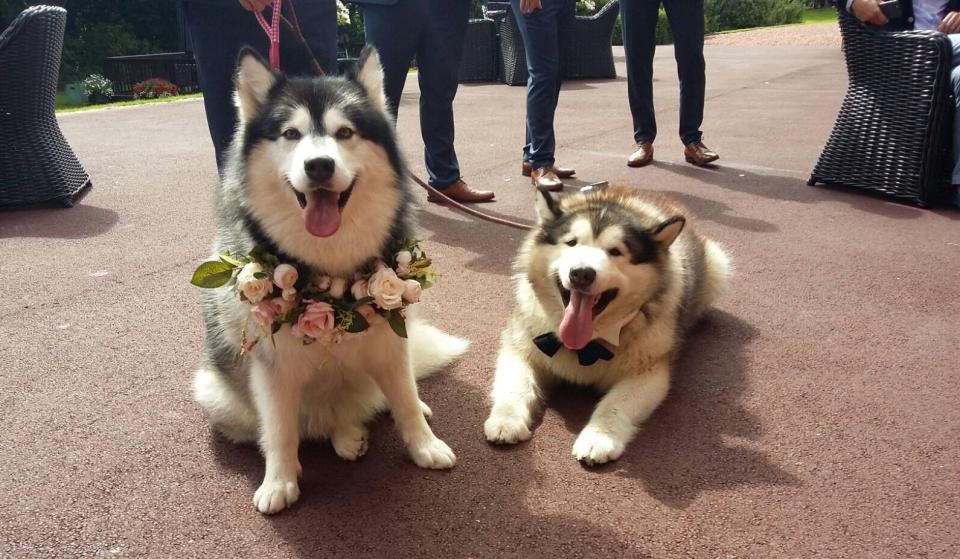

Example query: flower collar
[191,238,437,353]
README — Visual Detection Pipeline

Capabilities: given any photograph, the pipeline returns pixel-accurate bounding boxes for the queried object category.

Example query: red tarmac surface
[2,45,959,558]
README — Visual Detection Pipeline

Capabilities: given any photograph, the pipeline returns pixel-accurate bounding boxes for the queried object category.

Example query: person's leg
[619,0,661,145]
[511,0,562,169]
[663,0,705,145]
[289,0,339,75]
[362,1,422,119]
[949,35,960,201]
[416,0,470,188]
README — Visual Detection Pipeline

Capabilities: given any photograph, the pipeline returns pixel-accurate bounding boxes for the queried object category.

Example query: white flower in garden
[402,279,422,303]
[236,262,272,304]
[395,250,412,273]
[329,277,347,299]
[367,268,406,310]
[273,263,298,290]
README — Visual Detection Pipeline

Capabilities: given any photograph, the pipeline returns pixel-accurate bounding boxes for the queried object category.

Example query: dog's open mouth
[292,176,356,238]
[556,277,618,351]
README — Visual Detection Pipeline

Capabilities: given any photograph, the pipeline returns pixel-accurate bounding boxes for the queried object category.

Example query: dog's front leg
[249,356,308,514]
[484,345,548,444]
[573,361,670,465]
[367,337,456,469]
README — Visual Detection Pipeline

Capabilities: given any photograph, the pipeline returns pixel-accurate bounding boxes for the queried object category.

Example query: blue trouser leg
[949,35,960,193]
[663,0,705,145]
[183,0,338,171]
[620,0,660,144]
[416,0,470,188]
[511,0,574,169]
[364,0,468,188]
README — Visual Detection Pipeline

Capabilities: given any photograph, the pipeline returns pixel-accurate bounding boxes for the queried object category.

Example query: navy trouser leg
[416,0,470,188]
[183,0,337,171]
[663,0,705,145]
[511,0,572,169]
[620,0,660,144]
[361,1,421,119]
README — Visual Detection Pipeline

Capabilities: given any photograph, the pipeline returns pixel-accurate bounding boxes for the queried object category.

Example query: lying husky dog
[193,47,467,514]
[484,186,729,465]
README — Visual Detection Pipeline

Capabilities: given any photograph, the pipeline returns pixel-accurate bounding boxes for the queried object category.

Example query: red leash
[253,0,534,231]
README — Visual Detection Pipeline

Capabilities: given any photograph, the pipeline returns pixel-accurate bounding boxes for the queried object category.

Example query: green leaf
[219,252,244,268]
[344,311,369,333]
[191,261,236,288]
[253,271,269,280]
[386,309,407,338]
[271,322,281,334]
[350,296,375,310]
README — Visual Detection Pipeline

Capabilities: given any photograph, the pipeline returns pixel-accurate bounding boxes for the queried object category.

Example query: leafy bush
[704,0,804,33]
[132,77,179,99]
[80,73,113,99]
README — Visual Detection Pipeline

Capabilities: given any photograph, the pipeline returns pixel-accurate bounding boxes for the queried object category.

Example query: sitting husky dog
[484,186,729,465]
[193,47,467,514]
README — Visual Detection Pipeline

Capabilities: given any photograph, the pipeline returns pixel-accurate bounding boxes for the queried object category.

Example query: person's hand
[519,0,542,15]
[239,0,272,12]
[938,11,960,33]
[850,0,889,26]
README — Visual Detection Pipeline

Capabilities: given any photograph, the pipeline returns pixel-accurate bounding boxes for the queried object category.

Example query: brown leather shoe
[627,142,654,168]
[683,140,719,167]
[531,167,564,191]
[427,179,495,204]
[522,161,575,179]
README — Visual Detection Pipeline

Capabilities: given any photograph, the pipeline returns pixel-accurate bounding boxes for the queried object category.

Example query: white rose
[395,250,412,273]
[367,268,406,310]
[402,279,422,303]
[236,262,272,304]
[273,263,298,290]
[329,277,347,299]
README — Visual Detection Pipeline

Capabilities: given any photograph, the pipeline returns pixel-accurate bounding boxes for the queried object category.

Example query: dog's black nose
[304,157,335,183]
[569,267,596,290]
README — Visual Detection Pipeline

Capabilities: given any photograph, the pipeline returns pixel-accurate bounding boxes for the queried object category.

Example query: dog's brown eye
[282,128,302,141]
[335,127,354,140]
[608,247,622,257]
[565,239,577,247]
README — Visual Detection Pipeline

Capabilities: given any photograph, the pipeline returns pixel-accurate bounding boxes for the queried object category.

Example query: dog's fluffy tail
[702,238,731,308]
[407,321,470,379]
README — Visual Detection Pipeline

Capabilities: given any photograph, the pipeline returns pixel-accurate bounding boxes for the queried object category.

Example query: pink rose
[402,279,422,303]
[269,297,294,316]
[250,300,278,326]
[351,279,368,300]
[291,300,335,339]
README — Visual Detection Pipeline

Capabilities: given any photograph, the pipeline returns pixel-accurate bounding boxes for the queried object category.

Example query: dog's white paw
[253,477,300,515]
[572,428,625,466]
[332,425,369,461]
[409,436,456,469]
[484,411,532,444]
[419,399,433,420]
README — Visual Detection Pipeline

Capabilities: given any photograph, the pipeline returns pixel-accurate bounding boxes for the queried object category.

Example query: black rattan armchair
[459,18,498,82]
[563,0,619,79]
[0,6,91,208]
[498,7,529,86]
[808,7,954,207]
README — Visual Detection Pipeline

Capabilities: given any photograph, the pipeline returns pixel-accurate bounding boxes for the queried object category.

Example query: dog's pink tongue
[559,291,595,350]
[303,190,341,237]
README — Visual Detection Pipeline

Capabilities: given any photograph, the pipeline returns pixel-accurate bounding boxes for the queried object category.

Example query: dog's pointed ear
[650,216,685,247]
[353,45,388,114]
[535,186,563,224]
[235,47,279,122]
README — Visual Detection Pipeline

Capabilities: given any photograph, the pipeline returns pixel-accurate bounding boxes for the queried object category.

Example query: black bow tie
[533,333,614,366]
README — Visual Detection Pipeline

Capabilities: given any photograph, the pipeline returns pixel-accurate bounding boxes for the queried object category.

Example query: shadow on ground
[206,376,649,556]
[549,310,801,510]
[0,203,119,239]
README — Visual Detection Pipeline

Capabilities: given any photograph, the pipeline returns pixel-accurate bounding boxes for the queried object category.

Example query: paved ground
[2,44,959,558]
[706,23,841,48]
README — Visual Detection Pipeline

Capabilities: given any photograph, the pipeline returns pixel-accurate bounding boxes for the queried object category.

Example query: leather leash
[256,0,535,231]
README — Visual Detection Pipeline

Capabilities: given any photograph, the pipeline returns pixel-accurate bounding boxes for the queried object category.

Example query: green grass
[803,7,836,24]
[56,91,203,113]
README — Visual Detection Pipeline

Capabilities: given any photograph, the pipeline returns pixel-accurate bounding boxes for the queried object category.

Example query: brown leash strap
[274,2,534,232]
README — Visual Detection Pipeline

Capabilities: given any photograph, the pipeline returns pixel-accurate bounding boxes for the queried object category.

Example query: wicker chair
[808,7,954,207]
[459,18,498,82]
[563,0,619,79]
[0,6,91,208]
[498,7,529,86]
